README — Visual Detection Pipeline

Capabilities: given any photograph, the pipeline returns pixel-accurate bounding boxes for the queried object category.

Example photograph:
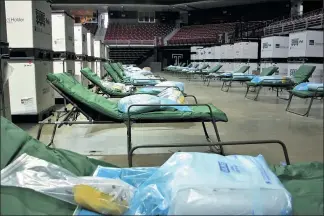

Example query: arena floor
[18,72,323,167]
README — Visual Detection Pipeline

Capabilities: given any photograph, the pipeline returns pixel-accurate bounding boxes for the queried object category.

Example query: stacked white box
[234,42,258,59]
[0,0,7,43]
[288,30,323,58]
[51,11,75,52]
[261,36,289,58]
[8,60,54,115]
[288,63,323,83]
[100,42,105,59]
[87,32,94,57]
[53,60,75,99]
[105,45,109,59]
[74,24,87,55]
[94,40,104,58]
[5,0,52,49]
[94,61,105,78]
[212,46,221,60]
[74,61,88,87]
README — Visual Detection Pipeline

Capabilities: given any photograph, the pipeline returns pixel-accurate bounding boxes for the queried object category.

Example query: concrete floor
[19,72,323,167]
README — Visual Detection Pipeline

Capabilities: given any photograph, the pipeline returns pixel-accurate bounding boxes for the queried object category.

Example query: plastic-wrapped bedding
[158,88,191,112]
[118,94,161,114]
[251,75,290,84]
[155,81,185,92]
[1,154,135,215]
[126,152,292,215]
[232,73,255,80]
[101,80,128,92]
[293,82,324,91]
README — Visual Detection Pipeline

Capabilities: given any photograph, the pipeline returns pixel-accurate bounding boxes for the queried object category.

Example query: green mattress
[47,73,229,122]
[1,117,323,215]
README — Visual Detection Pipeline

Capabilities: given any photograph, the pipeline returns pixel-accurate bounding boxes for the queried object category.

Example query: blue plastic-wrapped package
[294,82,323,91]
[118,94,161,114]
[126,152,292,215]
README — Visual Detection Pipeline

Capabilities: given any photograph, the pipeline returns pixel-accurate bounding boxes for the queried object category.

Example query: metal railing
[105,40,155,46]
[264,12,323,36]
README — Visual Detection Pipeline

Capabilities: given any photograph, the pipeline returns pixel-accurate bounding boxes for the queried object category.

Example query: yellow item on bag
[73,184,128,215]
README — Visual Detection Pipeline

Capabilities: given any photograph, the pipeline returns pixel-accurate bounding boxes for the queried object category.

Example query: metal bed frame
[244,78,295,101]
[129,139,291,167]
[37,81,226,167]
[286,87,324,117]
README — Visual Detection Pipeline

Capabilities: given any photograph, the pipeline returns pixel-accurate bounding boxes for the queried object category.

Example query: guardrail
[105,40,155,46]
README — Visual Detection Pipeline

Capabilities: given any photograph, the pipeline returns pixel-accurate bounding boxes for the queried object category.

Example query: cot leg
[36,123,45,140]
[48,112,62,147]
[207,77,211,86]
[221,80,231,92]
[127,121,133,167]
[286,93,315,117]
[210,120,224,155]
[254,86,262,101]
[202,122,210,141]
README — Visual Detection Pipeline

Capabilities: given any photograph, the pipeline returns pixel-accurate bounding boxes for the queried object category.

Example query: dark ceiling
[52,0,199,5]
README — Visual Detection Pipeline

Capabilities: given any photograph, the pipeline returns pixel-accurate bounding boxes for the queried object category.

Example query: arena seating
[105,23,174,43]
[168,23,236,45]
[83,23,98,35]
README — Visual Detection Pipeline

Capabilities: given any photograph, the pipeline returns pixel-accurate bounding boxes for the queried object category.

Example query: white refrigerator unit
[8,60,54,115]
[74,24,87,55]
[51,11,75,53]
[5,0,52,50]
[288,30,323,58]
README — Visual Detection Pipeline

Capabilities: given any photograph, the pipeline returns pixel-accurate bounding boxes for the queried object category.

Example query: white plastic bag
[1,154,135,215]
[117,94,161,114]
[127,152,292,215]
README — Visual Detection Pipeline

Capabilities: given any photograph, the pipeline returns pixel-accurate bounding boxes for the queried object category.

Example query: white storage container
[87,61,95,72]
[74,24,87,55]
[105,45,109,59]
[8,60,54,115]
[53,60,75,99]
[1,59,11,120]
[288,30,323,58]
[5,0,52,50]
[234,42,258,59]
[100,43,105,58]
[94,61,105,78]
[0,0,7,43]
[94,40,104,58]
[221,44,235,59]
[87,32,94,57]
[288,63,323,83]
[213,46,221,60]
[261,36,289,58]
[74,60,88,86]
[51,11,75,52]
